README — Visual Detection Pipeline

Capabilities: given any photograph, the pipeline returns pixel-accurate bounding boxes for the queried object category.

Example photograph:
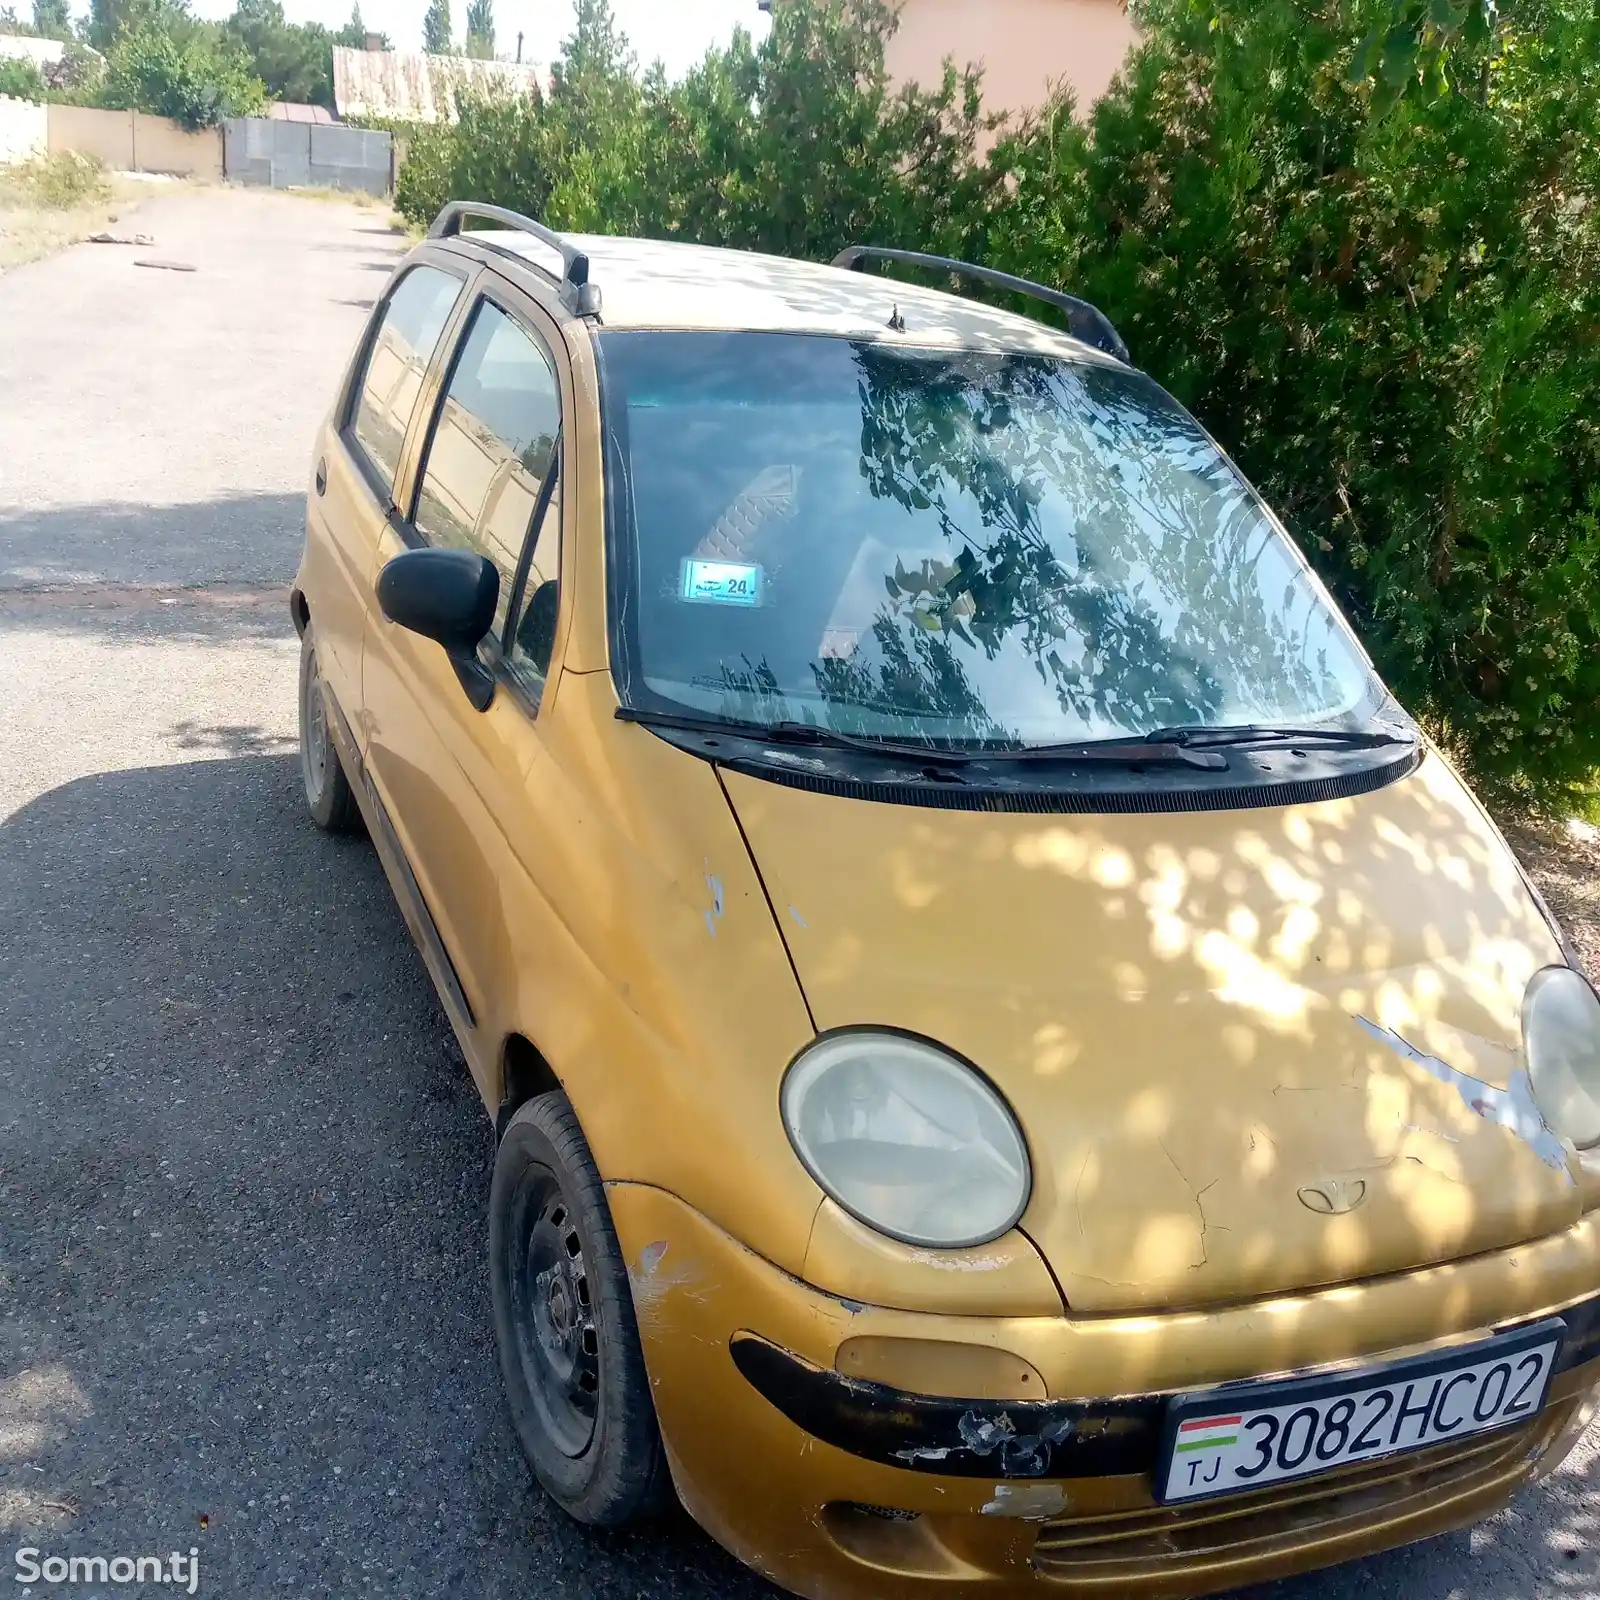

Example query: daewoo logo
[1297,1178,1367,1215]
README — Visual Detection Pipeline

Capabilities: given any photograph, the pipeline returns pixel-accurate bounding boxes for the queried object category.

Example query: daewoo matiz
[292,201,1600,1598]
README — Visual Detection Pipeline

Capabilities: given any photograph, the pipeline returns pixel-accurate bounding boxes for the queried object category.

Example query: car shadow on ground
[0,752,776,1598]
[0,753,1594,1599]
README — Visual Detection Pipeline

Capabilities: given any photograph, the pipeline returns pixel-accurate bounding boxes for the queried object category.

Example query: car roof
[451,230,1117,362]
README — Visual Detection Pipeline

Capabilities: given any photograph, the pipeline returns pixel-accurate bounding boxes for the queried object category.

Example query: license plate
[1157,1318,1564,1504]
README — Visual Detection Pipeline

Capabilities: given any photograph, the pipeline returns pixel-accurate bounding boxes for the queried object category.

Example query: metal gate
[224,118,393,196]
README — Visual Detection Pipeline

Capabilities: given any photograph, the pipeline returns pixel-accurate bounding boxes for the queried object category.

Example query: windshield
[598,332,1381,747]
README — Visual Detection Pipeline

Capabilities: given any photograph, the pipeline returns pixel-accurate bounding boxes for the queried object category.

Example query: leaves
[422,0,450,53]
[396,0,1600,800]
[991,0,1600,799]
[1345,0,1501,109]
[396,0,996,263]
[99,15,266,126]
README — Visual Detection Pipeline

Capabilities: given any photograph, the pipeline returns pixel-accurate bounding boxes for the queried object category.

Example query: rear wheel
[490,1092,671,1526]
[298,625,362,833]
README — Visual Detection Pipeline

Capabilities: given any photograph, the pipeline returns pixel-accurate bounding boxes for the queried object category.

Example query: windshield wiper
[1144,723,1417,751]
[617,707,1227,769]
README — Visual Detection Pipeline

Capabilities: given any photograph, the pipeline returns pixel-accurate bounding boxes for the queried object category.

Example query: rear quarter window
[348,264,463,499]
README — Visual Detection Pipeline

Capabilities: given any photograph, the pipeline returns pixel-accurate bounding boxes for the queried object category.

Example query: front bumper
[607,1183,1600,1600]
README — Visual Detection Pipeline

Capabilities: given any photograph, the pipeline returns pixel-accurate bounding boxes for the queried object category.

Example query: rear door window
[349,265,464,500]
[412,297,563,706]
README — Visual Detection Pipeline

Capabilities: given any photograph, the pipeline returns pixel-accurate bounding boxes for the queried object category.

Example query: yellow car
[292,201,1600,1599]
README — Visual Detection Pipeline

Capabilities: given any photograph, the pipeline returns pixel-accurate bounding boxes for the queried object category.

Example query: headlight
[780,1032,1031,1248]
[1523,966,1600,1151]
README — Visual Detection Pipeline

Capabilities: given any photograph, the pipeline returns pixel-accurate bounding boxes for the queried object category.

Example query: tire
[490,1092,672,1526]
[298,625,362,834]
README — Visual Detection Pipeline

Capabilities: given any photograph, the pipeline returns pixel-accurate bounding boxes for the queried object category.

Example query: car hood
[722,753,1586,1313]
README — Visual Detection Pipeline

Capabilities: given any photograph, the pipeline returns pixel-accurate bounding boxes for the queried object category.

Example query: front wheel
[298,625,362,834]
[490,1093,671,1526]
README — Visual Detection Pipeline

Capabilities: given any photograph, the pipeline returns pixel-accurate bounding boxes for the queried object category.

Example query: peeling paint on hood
[1356,1017,1573,1183]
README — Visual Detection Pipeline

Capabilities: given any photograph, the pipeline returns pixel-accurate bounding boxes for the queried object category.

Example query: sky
[173,0,772,79]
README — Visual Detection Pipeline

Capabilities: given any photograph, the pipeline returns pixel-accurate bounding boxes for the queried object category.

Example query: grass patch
[0,151,112,210]
[280,184,388,209]
[0,159,152,271]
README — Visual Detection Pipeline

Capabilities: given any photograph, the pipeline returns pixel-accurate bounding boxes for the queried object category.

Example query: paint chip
[703,865,725,937]
[1356,1017,1572,1182]
[981,1482,1068,1519]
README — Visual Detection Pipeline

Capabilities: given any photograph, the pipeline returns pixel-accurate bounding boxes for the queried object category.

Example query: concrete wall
[0,94,48,166]
[46,103,132,168]
[133,112,223,178]
[44,105,223,178]
[885,0,1139,128]
[224,117,392,195]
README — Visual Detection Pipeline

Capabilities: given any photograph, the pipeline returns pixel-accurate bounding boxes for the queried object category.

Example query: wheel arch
[496,1032,565,1140]
[289,587,311,638]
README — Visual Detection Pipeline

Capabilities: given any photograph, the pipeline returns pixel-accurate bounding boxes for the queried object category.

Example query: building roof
[0,34,65,66]
[332,47,549,123]
[268,101,336,124]
[456,231,1111,359]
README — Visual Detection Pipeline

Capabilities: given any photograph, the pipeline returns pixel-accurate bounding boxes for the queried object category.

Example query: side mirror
[377,547,498,711]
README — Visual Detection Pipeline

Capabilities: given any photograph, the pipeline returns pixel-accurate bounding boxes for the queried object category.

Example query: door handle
[314,458,327,496]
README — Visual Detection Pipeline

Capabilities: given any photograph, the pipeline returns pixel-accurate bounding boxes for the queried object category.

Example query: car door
[305,258,471,726]
[361,274,571,1099]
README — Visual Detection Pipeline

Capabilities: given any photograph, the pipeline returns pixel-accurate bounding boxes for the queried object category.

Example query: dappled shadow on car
[0,754,776,1598]
[1228,1430,1599,1598]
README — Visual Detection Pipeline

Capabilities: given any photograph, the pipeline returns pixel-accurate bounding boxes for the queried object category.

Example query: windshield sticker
[681,558,763,607]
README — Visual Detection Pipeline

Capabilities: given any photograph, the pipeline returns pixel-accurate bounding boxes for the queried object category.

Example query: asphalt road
[0,187,1595,1600]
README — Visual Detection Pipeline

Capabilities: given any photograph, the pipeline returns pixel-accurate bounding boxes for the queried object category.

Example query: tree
[100,16,267,125]
[464,0,492,59]
[0,56,47,97]
[86,0,186,50]
[421,0,450,53]
[32,0,73,40]
[991,0,1600,798]
[86,0,125,48]
[1346,0,1505,111]
[333,3,386,49]
[224,0,336,105]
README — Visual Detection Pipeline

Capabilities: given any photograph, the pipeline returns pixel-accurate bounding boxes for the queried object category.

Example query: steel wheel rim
[301,648,330,805]
[509,1168,600,1457]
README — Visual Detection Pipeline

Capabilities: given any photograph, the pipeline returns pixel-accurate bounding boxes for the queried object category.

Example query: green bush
[988,0,1600,800]
[0,149,110,207]
[0,56,48,99]
[395,0,1600,801]
[45,41,107,95]
[99,18,267,127]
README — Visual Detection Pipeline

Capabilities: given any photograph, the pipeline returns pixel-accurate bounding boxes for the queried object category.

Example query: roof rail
[830,245,1128,363]
[430,201,601,318]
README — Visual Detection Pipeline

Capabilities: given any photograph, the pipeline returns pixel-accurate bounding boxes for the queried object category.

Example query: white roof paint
[466,230,1115,360]
[332,47,550,123]
[0,33,65,66]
